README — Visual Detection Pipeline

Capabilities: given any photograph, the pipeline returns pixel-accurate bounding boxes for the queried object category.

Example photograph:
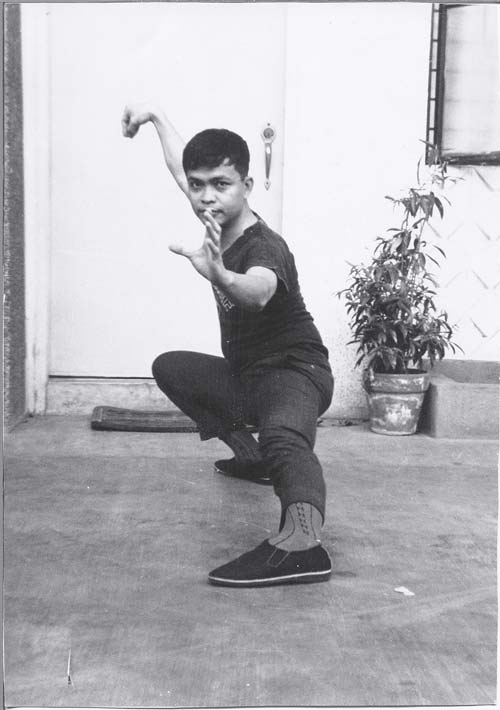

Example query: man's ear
[244,176,254,195]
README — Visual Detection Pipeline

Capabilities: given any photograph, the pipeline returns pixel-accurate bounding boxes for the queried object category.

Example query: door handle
[261,123,276,190]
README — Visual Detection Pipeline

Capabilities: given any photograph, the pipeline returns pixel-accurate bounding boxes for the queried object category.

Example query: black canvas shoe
[208,540,332,587]
[214,458,273,486]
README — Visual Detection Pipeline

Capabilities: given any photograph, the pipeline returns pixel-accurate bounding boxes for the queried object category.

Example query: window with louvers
[427,4,500,165]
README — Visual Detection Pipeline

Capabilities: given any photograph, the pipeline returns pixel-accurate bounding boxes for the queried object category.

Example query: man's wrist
[150,108,167,128]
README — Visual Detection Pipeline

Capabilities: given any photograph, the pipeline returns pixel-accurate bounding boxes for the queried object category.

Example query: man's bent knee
[151,351,185,387]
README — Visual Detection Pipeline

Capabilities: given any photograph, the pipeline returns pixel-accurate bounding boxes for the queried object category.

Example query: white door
[48,3,286,377]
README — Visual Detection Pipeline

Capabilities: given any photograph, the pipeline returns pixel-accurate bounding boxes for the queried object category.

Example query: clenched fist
[121,103,163,138]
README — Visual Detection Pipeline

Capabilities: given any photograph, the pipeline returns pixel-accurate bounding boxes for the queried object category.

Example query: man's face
[186,160,253,228]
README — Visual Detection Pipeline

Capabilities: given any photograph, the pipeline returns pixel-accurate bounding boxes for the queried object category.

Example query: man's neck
[220,205,258,252]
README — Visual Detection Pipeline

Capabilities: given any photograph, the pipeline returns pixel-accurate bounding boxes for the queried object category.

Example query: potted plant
[338,145,461,435]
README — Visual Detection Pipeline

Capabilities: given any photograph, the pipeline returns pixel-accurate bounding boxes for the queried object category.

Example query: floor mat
[90,406,198,432]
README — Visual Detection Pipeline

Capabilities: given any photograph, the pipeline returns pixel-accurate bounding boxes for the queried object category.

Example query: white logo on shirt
[213,285,235,312]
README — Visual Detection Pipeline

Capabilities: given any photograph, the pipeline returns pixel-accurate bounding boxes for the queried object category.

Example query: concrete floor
[3,415,498,707]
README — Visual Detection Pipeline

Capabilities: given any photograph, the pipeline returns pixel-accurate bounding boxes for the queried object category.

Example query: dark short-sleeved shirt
[212,218,331,377]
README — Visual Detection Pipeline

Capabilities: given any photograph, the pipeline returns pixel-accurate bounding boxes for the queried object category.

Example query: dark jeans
[152,351,334,521]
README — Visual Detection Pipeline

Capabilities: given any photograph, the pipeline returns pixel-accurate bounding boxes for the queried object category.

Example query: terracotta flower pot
[362,370,431,436]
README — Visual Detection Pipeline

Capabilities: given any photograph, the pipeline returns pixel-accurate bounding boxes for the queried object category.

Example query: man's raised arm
[121,103,188,196]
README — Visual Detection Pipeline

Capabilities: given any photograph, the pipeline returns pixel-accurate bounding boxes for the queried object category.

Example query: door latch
[261,123,276,190]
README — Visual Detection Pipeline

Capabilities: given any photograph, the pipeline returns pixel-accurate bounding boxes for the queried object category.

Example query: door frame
[22,4,51,414]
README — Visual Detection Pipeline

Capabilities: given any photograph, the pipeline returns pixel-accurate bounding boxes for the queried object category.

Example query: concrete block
[420,360,499,439]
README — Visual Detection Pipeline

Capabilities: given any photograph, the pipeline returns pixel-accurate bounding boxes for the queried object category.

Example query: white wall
[22,2,499,415]
[282,3,433,417]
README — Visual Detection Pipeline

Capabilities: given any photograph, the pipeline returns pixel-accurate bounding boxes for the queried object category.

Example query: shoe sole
[213,463,273,486]
[208,569,332,587]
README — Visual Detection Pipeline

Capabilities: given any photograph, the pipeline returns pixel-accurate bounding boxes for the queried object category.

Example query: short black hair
[182,128,250,179]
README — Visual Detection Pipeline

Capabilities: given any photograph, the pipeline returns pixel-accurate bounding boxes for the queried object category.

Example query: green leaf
[408,191,419,217]
[425,274,439,287]
[434,196,444,218]
[433,244,447,258]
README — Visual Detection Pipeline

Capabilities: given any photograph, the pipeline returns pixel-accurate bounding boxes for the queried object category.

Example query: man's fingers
[121,116,133,138]
[121,106,143,138]
[128,122,139,138]
[206,239,219,258]
[203,212,221,243]
[122,119,139,138]
[204,210,221,231]
[204,225,220,244]
[121,108,132,135]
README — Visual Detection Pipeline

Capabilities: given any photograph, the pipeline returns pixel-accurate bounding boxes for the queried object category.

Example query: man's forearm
[215,271,276,312]
[151,111,188,195]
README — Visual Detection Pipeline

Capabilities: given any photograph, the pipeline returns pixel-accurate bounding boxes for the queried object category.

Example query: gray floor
[4,415,498,707]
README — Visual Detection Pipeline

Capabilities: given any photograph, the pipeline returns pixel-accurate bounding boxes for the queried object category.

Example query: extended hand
[121,102,163,138]
[169,211,230,286]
